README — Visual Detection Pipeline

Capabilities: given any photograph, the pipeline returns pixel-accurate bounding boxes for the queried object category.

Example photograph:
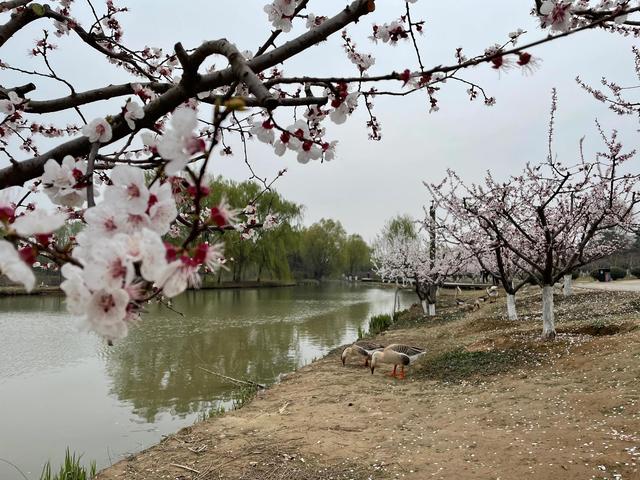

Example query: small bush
[610,266,626,280]
[591,267,627,281]
[630,267,640,279]
[571,271,580,280]
[40,449,96,480]
[368,313,392,335]
[232,383,258,410]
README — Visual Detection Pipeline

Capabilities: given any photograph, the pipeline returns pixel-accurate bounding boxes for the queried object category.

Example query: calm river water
[0,283,414,478]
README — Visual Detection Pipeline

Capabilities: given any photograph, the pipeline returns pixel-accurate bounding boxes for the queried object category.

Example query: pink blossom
[147,181,178,235]
[0,239,35,292]
[124,100,145,130]
[539,1,574,32]
[250,118,276,144]
[12,209,67,236]
[84,287,130,341]
[105,165,150,215]
[0,91,21,115]
[157,107,204,175]
[41,156,90,207]
[82,117,113,143]
[210,196,240,227]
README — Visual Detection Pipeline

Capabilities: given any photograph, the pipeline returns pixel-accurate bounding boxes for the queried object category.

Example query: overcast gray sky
[2,0,638,241]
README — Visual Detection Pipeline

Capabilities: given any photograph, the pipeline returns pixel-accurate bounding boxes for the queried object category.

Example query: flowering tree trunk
[542,285,556,339]
[563,274,573,296]
[506,293,518,321]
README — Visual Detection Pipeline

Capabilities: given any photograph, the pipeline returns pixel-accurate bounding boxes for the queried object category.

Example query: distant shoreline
[0,281,299,297]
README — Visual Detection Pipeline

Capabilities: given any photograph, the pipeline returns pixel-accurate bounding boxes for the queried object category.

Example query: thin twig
[197,366,266,389]
[170,463,201,474]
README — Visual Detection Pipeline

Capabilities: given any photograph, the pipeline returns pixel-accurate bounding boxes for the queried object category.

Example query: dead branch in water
[197,366,266,389]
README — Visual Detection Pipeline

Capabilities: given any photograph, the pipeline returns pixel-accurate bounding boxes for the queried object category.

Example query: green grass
[197,383,259,422]
[40,449,96,480]
[197,402,226,421]
[418,348,539,383]
[367,313,392,336]
[231,383,258,410]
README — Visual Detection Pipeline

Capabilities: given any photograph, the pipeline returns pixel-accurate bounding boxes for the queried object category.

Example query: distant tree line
[188,177,371,283]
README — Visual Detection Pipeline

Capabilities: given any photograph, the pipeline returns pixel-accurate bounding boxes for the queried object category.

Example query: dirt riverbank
[97,288,640,480]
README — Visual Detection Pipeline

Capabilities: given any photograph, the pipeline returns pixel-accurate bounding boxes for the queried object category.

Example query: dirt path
[97,291,640,480]
[576,279,640,292]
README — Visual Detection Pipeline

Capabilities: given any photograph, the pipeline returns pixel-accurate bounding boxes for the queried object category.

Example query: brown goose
[341,341,385,367]
[370,344,426,379]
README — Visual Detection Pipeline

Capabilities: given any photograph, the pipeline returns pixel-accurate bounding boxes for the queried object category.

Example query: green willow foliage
[202,178,371,282]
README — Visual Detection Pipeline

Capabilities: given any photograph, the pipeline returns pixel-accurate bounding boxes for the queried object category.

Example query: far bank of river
[0,280,299,296]
[0,283,416,478]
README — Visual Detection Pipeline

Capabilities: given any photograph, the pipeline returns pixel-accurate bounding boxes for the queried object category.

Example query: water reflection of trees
[104,286,396,423]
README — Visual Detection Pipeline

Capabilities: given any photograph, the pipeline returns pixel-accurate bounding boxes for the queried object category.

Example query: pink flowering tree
[434,208,532,320]
[372,207,472,316]
[430,93,639,338]
[0,0,639,342]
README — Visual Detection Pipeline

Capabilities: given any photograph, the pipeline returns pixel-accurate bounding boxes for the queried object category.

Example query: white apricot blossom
[82,117,113,143]
[12,209,67,237]
[0,91,21,115]
[157,107,205,175]
[0,240,35,292]
[41,156,91,207]
[124,100,145,129]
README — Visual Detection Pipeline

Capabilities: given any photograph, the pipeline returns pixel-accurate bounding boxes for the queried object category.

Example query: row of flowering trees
[374,90,639,339]
[0,0,638,342]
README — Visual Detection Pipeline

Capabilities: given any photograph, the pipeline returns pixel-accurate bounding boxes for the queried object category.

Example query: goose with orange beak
[341,341,385,367]
[370,344,426,379]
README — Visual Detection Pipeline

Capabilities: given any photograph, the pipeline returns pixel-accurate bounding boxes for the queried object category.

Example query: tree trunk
[420,300,428,314]
[392,288,400,318]
[506,293,518,320]
[257,263,263,283]
[563,274,573,296]
[428,303,436,316]
[542,285,556,339]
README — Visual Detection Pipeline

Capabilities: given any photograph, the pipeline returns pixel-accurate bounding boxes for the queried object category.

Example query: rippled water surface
[0,284,414,477]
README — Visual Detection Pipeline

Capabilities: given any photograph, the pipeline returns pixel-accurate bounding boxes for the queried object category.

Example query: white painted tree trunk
[563,274,573,296]
[506,293,518,321]
[542,286,556,339]
[428,303,436,316]
[421,300,428,314]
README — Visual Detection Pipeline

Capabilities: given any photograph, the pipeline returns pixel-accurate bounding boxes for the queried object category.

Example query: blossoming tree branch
[0,0,638,341]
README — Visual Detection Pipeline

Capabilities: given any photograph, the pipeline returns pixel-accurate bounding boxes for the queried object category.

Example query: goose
[341,341,385,367]
[486,286,499,303]
[370,344,426,379]
[454,286,466,305]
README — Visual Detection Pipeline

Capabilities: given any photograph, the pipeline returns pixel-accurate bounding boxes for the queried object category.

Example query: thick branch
[0,0,33,10]
[0,3,38,46]
[184,39,279,110]
[0,0,375,188]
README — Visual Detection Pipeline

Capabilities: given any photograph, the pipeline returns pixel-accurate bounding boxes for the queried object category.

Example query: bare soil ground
[97,288,640,480]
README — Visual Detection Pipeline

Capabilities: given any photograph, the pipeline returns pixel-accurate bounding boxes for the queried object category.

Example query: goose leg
[398,365,406,380]
[388,365,397,377]
[364,357,369,367]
